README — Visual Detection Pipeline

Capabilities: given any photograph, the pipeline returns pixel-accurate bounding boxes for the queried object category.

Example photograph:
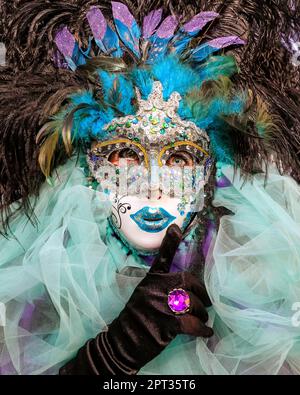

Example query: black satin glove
[59,224,213,375]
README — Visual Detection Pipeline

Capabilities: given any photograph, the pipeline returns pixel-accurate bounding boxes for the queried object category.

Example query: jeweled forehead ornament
[89,81,211,166]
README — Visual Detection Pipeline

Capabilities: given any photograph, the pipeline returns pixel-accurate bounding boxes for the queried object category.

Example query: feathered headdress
[0,0,299,234]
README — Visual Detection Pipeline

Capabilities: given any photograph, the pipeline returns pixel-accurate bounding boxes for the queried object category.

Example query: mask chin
[108,217,160,256]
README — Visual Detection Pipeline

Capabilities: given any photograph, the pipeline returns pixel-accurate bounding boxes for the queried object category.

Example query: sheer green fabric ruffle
[1,160,300,375]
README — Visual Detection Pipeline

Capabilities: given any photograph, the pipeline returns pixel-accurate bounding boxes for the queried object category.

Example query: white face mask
[87,139,211,255]
[87,81,211,254]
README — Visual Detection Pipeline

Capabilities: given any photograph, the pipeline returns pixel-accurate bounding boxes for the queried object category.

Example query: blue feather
[116,75,135,114]
[192,43,220,62]
[198,56,238,83]
[55,27,88,71]
[114,21,141,58]
[98,71,135,115]
[173,35,193,55]
[152,56,200,98]
[64,54,78,72]
[209,130,234,164]
[192,36,245,62]
[147,16,178,63]
[102,26,123,57]
[68,92,115,141]
[174,12,219,54]
[87,7,123,57]
[130,68,153,99]
[70,39,92,68]
[112,2,141,58]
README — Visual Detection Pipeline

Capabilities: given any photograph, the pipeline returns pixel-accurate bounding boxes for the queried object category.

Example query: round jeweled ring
[168,288,191,314]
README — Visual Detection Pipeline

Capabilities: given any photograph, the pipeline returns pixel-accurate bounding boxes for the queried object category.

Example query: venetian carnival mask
[87,81,212,254]
[30,0,254,257]
[34,2,248,255]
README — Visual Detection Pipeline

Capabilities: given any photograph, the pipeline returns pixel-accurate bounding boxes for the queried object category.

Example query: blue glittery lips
[130,207,176,233]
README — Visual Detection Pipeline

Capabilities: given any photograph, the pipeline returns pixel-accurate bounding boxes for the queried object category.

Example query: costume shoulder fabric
[1,161,300,374]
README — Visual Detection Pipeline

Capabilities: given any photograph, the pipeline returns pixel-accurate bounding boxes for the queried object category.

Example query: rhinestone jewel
[168,288,190,314]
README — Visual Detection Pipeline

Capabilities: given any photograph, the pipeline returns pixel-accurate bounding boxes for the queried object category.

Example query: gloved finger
[179,315,214,338]
[183,272,212,307]
[150,224,182,274]
[189,292,209,323]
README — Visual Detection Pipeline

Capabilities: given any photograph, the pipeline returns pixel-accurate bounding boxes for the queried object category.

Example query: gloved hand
[59,224,213,375]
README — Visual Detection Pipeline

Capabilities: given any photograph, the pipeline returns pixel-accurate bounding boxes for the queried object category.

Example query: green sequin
[108,124,117,132]
[92,181,99,190]
[181,132,188,140]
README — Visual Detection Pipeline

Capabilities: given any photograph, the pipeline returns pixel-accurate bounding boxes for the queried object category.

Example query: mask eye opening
[90,138,150,169]
[158,141,210,167]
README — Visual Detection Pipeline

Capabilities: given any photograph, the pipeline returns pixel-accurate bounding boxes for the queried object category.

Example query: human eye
[108,148,141,166]
[166,151,195,167]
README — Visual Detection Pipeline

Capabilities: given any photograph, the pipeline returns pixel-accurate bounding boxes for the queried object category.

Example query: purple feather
[87,7,107,42]
[207,36,245,49]
[183,11,219,35]
[143,8,163,39]
[174,11,219,54]
[54,26,78,70]
[192,35,245,62]
[87,6,122,57]
[147,15,178,62]
[156,15,178,39]
[112,1,141,58]
[52,50,69,69]
[55,26,75,60]
[112,1,136,28]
